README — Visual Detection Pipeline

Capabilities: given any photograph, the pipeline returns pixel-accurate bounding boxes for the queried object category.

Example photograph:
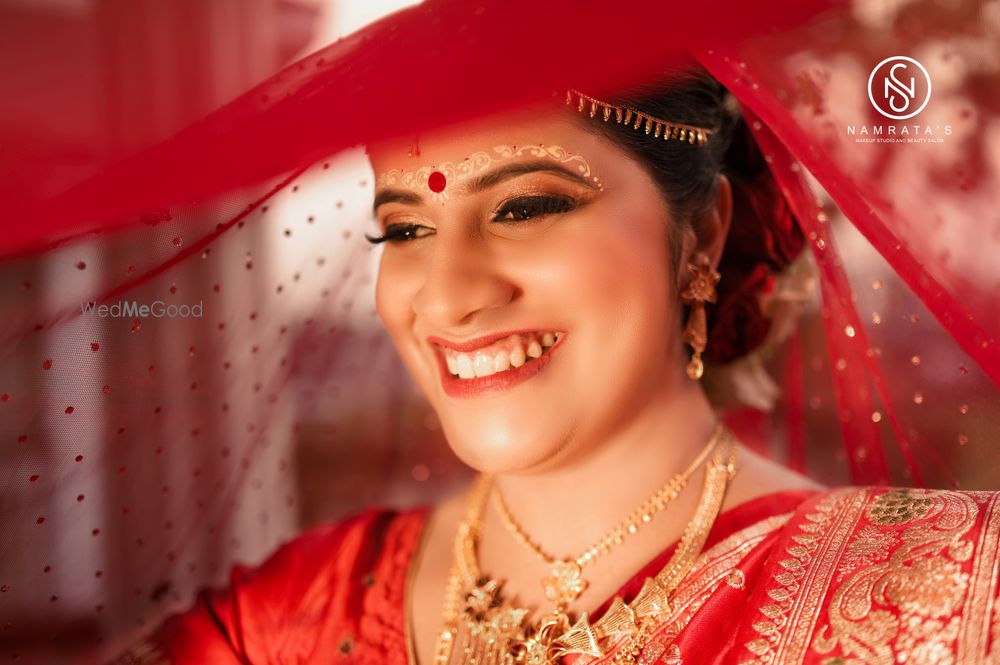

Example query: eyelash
[364,225,431,244]
[492,194,577,222]
[365,195,578,245]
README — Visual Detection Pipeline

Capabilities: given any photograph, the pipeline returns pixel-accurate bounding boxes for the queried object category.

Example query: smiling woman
[107,44,1000,664]
[366,103,723,480]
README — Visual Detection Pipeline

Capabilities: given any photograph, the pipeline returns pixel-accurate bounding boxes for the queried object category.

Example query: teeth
[509,345,526,368]
[473,353,493,377]
[443,332,563,380]
[457,354,475,379]
[493,350,510,373]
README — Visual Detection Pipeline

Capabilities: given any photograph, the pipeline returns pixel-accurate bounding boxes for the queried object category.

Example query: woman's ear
[677,174,733,273]
[700,174,733,269]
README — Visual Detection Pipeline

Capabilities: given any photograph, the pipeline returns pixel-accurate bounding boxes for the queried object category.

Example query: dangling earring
[680,254,721,380]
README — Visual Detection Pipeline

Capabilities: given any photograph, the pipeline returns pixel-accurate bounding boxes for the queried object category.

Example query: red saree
[114,487,1000,664]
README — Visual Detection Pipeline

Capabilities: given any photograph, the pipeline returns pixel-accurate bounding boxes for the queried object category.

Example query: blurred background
[0,0,997,663]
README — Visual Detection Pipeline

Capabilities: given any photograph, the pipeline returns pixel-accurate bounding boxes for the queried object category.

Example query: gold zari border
[572,511,794,664]
[739,487,1000,665]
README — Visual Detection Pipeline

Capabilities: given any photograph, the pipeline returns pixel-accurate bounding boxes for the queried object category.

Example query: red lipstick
[429,331,566,399]
[427,328,558,353]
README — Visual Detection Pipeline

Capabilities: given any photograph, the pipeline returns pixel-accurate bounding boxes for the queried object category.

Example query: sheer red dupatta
[693,7,1000,489]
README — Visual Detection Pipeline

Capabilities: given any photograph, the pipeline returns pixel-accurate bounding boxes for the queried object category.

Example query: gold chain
[433,426,737,664]
[492,422,723,571]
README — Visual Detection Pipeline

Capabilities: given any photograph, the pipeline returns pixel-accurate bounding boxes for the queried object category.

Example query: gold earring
[680,255,721,380]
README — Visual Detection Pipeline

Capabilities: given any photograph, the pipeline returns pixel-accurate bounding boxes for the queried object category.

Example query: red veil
[0,0,997,662]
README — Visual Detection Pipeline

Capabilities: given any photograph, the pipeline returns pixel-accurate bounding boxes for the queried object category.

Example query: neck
[490,375,719,560]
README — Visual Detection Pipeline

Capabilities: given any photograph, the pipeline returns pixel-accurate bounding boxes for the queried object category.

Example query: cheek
[555,205,674,325]
[374,254,417,342]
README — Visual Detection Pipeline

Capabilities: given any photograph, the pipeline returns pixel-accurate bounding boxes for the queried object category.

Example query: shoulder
[140,506,430,664]
[732,486,1000,664]
[233,505,430,612]
[720,443,825,514]
[782,485,999,526]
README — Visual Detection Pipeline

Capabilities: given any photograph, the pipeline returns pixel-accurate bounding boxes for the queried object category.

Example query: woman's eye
[364,223,434,244]
[493,195,577,223]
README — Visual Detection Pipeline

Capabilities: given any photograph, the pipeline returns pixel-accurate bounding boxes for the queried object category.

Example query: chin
[440,420,568,475]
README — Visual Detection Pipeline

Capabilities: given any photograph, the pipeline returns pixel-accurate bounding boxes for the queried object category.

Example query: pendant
[461,577,530,635]
[510,612,570,665]
[542,560,587,605]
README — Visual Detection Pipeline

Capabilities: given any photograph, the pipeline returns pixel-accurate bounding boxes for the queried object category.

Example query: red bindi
[428,171,447,193]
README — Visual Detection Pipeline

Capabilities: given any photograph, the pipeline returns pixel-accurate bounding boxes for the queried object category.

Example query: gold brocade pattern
[740,489,861,665]
[539,512,793,665]
[738,488,1000,665]
[957,493,1000,664]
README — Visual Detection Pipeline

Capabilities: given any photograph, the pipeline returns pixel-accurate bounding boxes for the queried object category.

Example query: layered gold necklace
[433,424,737,665]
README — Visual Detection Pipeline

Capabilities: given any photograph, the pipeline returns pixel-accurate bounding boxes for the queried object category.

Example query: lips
[428,330,566,398]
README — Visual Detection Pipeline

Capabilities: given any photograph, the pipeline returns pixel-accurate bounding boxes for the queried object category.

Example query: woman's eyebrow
[462,160,597,194]
[373,188,423,214]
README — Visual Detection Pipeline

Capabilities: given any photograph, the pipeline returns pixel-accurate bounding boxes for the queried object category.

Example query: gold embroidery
[374,144,603,201]
[957,492,1000,664]
[726,569,746,590]
[737,489,1000,665]
[636,636,682,665]
[836,525,898,583]
[570,512,793,665]
[895,614,960,665]
[993,602,1000,664]
[867,488,935,525]
[739,488,871,665]
[623,513,793,665]
[884,556,969,618]
[811,490,979,665]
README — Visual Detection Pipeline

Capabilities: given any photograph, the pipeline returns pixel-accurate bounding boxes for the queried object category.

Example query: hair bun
[705,96,805,364]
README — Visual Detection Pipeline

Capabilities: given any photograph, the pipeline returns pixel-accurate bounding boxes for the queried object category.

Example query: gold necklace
[434,426,737,665]
[491,423,723,609]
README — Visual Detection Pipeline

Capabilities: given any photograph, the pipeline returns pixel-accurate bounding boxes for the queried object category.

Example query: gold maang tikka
[565,89,714,145]
[680,254,721,380]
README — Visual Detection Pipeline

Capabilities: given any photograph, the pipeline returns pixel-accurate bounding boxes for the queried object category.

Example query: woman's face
[368,109,690,474]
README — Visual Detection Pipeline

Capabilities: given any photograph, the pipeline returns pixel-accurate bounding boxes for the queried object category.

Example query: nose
[411,234,516,330]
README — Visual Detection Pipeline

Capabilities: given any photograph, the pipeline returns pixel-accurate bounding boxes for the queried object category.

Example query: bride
[114,68,1000,665]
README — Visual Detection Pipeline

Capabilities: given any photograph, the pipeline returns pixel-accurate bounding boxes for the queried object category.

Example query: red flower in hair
[705,116,804,363]
[707,263,773,364]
